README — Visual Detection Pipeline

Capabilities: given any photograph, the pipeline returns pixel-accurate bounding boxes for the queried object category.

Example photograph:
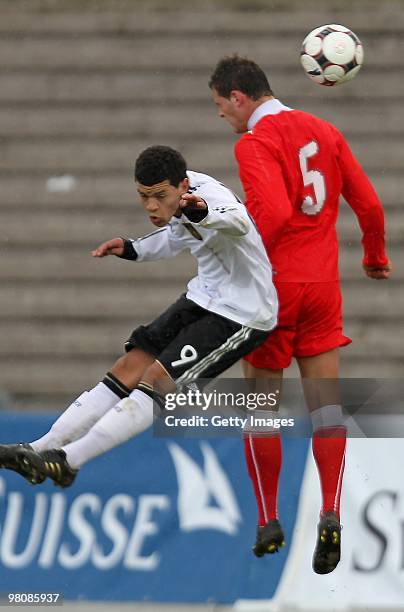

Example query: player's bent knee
[141,361,176,395]
[110,349,155,388]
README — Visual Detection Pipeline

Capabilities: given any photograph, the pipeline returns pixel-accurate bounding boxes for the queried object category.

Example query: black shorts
[125,295,269,384]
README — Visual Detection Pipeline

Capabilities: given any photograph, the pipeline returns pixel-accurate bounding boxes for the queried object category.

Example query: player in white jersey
[123,168,277,332]
[0,145,277,487]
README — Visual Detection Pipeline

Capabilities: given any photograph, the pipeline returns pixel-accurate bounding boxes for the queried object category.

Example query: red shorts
[245,281,352,370]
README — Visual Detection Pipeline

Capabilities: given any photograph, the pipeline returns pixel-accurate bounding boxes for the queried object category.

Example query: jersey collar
[247,98,293,131]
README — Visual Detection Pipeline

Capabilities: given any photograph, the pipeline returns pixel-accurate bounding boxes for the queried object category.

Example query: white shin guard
[31,383,125,452]
[62,389,154,469]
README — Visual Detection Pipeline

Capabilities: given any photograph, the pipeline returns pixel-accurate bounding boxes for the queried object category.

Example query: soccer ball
[300,24,364,86]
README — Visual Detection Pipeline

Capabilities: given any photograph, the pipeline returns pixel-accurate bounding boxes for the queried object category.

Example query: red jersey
[235,101,388,282]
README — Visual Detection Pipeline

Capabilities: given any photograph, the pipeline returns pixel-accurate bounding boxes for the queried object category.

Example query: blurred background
[0,0,402,412]
[0,2,403,610]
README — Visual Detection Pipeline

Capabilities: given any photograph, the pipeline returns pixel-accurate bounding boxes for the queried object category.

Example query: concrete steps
[0,279,401,321]
[1,316,403,410]
[1,8,403,34]
[0,246,399,282]
[1,34,402,71]
[0,249,196,281]
[0,138,401,173]
[1,318,403,359]
[1,71,403,104]
[0,1,402,410]
[0,207,401,246]
[0,174,401,207]
[0,102,402,138]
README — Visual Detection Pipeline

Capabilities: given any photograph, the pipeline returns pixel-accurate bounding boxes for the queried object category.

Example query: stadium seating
[0,0,402,409]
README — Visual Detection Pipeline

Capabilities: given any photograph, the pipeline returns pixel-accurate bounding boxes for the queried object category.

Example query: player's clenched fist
[179,193,207,210]
[363,260,392,280]
[91,237,124,258]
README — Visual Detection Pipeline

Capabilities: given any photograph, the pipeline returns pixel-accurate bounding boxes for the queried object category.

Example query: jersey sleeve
[235,135,293,250]
[131,227,186,262]
[337,132,389,267]
[190,182,250,236]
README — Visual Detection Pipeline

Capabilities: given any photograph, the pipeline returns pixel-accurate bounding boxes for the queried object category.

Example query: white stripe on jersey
[175,325,253,384]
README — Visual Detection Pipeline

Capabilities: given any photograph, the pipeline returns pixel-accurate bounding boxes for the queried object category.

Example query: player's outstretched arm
[180,192,249,236]
[94,230,184,262]
[91,237,124,258]
[337,133,390,277]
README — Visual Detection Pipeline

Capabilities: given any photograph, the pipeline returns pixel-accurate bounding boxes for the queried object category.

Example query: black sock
[102,372,131,399]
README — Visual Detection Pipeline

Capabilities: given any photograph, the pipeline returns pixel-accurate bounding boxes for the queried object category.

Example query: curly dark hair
[209,55,273,100]
[134,145,187,187]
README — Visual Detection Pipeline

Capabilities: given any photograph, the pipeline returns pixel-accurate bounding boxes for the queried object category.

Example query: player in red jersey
[209,55,391,574]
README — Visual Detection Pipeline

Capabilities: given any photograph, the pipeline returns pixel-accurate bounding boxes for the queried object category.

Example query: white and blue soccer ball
[300,24,364,86]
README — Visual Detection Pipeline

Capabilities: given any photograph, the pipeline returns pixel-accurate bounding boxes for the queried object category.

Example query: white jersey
[130,170,278,331]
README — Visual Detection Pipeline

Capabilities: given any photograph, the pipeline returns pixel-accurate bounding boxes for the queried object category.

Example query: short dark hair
[209,55,273,100]
[134,145,187,187]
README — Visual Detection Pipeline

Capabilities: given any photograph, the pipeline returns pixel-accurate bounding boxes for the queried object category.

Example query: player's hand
[91,237,124,258]
[363,259,392,280]
[179,193,207,210]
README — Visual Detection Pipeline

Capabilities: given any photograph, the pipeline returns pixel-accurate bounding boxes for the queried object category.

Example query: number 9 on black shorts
[124,294,269,385]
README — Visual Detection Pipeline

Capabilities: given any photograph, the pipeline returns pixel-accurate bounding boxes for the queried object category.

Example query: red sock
[243,433,282,526]
[312,426,346,519]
